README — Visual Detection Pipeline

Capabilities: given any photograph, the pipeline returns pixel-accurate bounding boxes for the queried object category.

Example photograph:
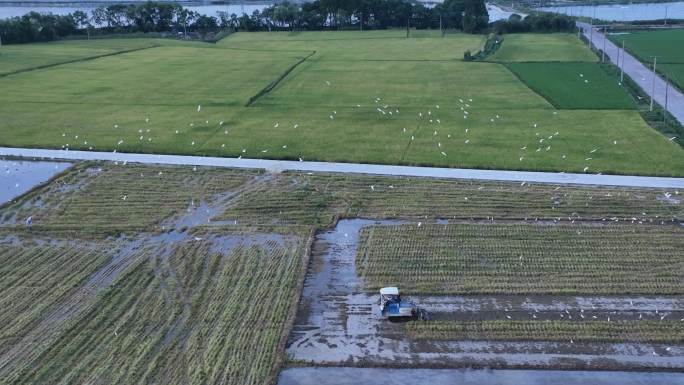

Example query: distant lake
[538,1,684,21]
[0,1,515,22]
[0,2,271,19]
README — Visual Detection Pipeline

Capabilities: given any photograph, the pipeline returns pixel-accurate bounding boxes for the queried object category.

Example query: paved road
[578,22,684,125]
[2,147,683,188]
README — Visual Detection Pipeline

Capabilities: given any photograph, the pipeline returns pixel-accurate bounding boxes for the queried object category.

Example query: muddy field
[0,160,682,384]
[286,219,684,371]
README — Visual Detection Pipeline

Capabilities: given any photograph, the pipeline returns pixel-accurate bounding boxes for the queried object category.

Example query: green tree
[462,0,488,33]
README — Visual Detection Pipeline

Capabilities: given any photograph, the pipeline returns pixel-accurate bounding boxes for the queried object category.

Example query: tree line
[0,0,574,45]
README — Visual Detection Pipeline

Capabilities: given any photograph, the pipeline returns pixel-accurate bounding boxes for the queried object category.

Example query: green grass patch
[609,29,684,90]
[0,39,185,76]
[506,62,636,109]
[609,29,684,64]
[658,63,684,90]
[489,33,597,62]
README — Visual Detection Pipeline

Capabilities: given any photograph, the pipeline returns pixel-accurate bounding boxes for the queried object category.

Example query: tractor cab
[379,287,416,319]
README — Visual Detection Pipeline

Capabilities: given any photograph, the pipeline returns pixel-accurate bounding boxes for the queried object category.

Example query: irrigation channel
[0,158,71,205]
[283,219,684,381]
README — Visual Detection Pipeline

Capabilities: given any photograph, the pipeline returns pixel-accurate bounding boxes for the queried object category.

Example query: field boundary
[0,45,159,78]
[245,50,317,107]
[502,63,562,109]
[2,147,683,187]
[269,227,316,385]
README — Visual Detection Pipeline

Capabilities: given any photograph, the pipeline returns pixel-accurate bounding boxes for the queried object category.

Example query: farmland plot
[0,163,261,235]
[1,31,683,175]
[506,62,636,109]
[1,232,307,385]
[406,320,684,344]
[1,162,683,377]
[489,33,598,62]
[218,172,683,226]
[356,223,684,295]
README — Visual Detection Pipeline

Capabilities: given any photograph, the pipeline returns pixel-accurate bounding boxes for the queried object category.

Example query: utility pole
[650,56,658,112]
[620,40,625,83]
[602,26,606,62]
[590,10,594,46]
[664,74,669,121]
[439,14,442,36]
[664,5,668,26]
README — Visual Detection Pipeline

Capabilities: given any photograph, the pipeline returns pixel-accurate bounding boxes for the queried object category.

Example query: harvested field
[218,172,683,226]
[0,162,261,235]
[0,238,111,356]
[1,232,306,385]
[407,320,684,344]
[0,163,309,385]
[287,218,684,370]
[1,162,683,379]
[355,223,684,295]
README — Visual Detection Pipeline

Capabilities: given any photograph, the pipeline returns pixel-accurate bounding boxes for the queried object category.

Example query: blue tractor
[378,287,418,319]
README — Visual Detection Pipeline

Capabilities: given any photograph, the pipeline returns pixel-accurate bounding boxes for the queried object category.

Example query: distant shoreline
[0,0,276,5]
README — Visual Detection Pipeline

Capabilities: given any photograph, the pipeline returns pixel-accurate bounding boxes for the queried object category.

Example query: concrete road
[1,147,683,188]
[578,21,684,125]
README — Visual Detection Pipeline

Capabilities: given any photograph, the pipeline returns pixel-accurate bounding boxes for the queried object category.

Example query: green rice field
[488,33,597,62]
[609,29,684,90]
[0,30,682,176]
[506,62,636,109]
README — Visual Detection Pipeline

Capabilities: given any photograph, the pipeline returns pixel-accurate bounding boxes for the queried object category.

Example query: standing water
[278,367,684,385]
[0,2,272,19]
[538,1,684,22]
[0,159,71,205]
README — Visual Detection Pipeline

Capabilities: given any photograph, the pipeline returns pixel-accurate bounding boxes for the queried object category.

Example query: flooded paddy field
[0,158,71,205]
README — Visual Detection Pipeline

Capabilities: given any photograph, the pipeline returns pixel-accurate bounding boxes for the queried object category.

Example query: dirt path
[2,147,684,188]
[286,219,684,370]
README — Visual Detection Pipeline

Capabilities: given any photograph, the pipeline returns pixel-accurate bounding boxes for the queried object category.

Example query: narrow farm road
[578,21,684,125]
[2,147,683,188]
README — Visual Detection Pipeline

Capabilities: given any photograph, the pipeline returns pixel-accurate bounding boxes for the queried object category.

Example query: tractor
[378,287,420,319]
